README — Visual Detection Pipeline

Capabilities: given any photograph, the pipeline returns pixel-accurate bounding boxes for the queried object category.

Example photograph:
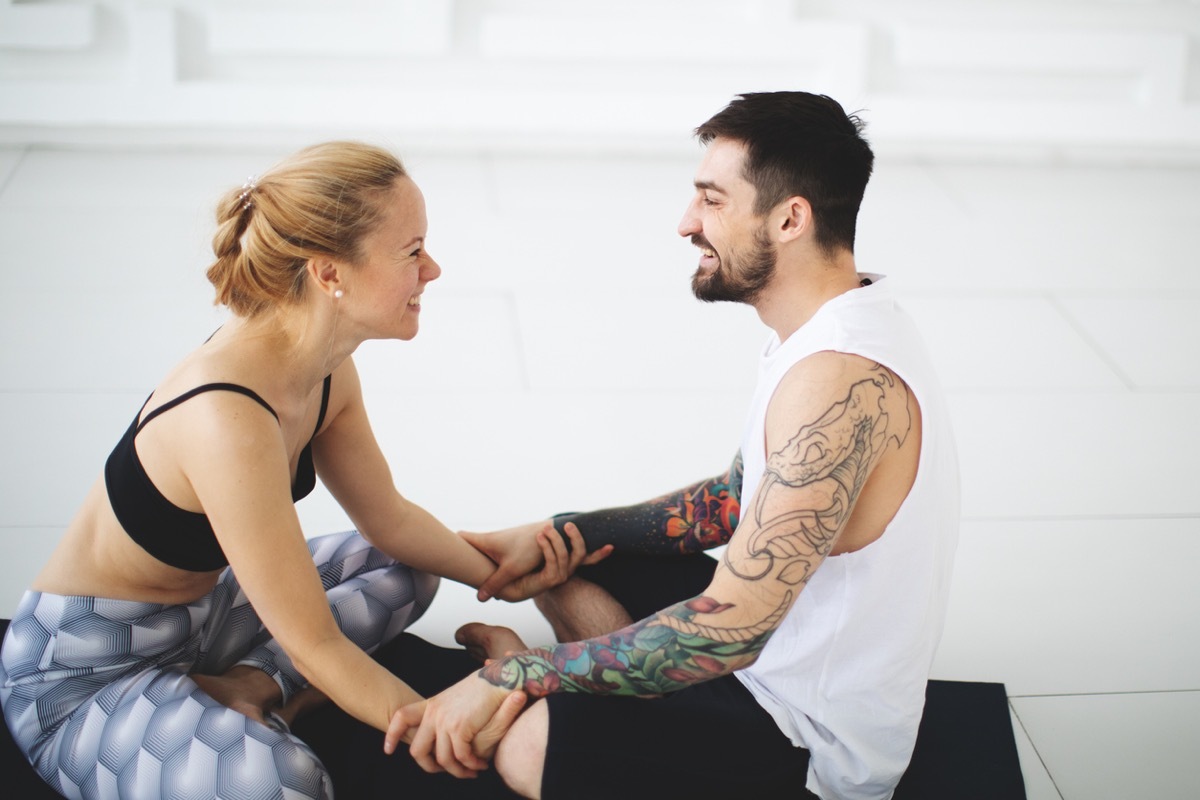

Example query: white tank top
[734,275,960,800]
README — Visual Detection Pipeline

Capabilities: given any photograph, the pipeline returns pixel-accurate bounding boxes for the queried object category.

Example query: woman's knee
[307,529,376,568]
[327,563,439,653]
[372,565,439,635]
[411,569,440,617]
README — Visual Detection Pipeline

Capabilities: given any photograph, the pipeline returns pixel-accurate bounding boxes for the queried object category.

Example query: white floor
[1,143,1197,799]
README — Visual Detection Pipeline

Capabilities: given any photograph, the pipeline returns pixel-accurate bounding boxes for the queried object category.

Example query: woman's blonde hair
[207,141,407,316]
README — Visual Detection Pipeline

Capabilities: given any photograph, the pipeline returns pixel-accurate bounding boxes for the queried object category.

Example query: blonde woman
[0,142,600,800]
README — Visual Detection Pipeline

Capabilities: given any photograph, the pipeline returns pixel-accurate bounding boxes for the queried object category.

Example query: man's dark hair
[695,92,874,255]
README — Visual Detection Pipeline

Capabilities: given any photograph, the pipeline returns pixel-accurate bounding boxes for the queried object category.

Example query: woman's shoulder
[141,350,278,426]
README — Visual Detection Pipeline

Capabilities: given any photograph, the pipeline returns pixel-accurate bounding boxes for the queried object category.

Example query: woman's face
[348,176,441,341]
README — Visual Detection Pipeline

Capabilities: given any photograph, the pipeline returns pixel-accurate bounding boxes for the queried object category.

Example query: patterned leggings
[0,530,438,800]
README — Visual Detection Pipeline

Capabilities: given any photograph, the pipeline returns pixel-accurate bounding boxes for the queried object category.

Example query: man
[389,91,960,800]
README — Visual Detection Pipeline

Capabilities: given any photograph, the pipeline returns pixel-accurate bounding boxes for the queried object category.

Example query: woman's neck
[218,301,357,397]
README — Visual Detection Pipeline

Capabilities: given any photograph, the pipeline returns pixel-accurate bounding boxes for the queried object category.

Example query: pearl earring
[334,289,344,299]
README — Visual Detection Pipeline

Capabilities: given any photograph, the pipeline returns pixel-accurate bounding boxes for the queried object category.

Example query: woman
[0,142,598,800]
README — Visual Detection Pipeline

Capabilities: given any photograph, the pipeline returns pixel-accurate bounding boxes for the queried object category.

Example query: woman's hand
[384,675,527,777]
[462,521,612,602]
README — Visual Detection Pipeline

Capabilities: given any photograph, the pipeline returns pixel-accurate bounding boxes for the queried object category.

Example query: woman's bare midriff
[31,478,222,605]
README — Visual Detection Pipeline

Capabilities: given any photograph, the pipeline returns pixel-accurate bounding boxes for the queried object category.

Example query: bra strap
[136,383,278,433]
[312,375,332,438]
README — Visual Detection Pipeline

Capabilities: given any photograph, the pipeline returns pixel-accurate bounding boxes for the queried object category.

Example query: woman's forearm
[295,634,423,733]
[363,497,496,589]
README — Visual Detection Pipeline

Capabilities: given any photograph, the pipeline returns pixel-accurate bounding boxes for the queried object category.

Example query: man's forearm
[478,588,781,698]
[553,452,744,556]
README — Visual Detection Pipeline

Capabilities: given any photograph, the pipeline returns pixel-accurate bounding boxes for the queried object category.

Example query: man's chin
[691,271,715,301]
[692,275,732,303]
[693,274,763,305]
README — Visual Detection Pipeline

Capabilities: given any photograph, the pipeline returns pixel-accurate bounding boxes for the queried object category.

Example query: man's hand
[192,665,283,725]
[462,521,612,602]
[384,674,527,778]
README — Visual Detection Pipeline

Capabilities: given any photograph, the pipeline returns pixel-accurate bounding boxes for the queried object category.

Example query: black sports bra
[104,376,332,572]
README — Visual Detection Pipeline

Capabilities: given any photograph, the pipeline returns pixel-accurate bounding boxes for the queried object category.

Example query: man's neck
[755,250,862,343]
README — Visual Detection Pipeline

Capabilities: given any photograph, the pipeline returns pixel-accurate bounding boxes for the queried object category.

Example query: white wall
[2,0,1198,160]
[1,0,1198,681]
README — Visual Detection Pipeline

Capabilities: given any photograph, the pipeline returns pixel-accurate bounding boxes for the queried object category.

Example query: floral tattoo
[553,452,743,556]
[480,592,782,697]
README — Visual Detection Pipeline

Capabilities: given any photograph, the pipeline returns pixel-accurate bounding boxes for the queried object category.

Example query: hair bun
[205,142,407,317]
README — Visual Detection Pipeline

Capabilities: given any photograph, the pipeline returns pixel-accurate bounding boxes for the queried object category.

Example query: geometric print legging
[0,530,438,800]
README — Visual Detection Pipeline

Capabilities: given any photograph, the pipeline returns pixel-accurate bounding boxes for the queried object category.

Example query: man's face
[678,138,777,305]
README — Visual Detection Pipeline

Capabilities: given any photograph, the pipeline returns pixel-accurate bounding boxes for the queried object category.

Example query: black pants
[538,553,816,800]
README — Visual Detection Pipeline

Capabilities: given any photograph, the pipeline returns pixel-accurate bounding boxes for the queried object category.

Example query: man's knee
[494,699,548,799]
[534,577,632,643]
[532,580,570,617]
[533,578,590,642]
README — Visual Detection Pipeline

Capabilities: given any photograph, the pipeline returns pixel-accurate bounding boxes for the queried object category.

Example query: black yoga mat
[0,621,1027,799]
[895,679,1028,800]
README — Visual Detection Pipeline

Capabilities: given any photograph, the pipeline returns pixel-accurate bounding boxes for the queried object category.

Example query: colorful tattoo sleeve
[552,451,744,556]
[479,590,781,697]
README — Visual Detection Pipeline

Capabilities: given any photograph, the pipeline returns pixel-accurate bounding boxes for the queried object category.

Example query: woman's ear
[307,257,344,300]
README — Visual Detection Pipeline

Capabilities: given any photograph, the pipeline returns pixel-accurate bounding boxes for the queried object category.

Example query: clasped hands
[382,520,611,776]
[464,519,612,603]
[384,669,523,778]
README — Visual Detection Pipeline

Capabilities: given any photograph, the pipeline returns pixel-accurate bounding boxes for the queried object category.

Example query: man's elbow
[733,650,763,672]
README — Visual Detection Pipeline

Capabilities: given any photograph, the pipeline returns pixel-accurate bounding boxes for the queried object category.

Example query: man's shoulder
[765,354,912,444]
[775,350,898,392]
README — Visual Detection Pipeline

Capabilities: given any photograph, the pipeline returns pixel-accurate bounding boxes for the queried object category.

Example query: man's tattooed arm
[485,356,914,697]
[724,361,911,586]
[481,591,782,696]
[553,451,744,556]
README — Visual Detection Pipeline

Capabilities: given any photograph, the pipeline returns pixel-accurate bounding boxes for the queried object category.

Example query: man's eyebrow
[694,180,726,193]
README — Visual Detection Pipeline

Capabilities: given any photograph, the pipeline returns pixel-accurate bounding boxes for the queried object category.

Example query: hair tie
[239,175,259,211]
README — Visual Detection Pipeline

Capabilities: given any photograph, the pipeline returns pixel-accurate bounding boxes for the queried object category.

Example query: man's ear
[775,196,812,244]
[307,257,344,299]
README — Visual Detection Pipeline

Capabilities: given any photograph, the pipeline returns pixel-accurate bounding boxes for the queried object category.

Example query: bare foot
[455,622,527,663]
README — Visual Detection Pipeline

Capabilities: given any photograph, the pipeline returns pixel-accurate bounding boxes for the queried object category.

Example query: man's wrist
[477,659,522,692]
[550,512,582,553]
[479,650,565,697]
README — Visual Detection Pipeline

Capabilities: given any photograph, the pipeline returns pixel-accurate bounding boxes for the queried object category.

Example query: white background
[2,2,1199,797]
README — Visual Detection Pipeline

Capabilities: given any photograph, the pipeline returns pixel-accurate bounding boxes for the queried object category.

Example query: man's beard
[691,226,776,305]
